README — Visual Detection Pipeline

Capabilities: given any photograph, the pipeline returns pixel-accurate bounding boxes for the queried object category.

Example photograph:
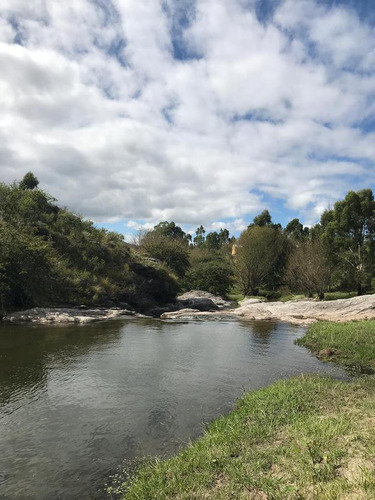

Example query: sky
[0,0,375,240]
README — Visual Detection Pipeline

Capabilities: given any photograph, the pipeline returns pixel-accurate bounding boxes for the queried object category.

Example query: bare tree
[285,239,330,299]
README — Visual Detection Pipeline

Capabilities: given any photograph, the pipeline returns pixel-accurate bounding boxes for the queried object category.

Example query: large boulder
[177,291,231,310]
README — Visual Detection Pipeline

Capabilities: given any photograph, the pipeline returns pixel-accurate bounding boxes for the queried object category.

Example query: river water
[0,317,344,499]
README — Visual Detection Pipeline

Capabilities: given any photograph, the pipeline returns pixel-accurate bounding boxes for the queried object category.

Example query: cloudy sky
[1,0,375,238]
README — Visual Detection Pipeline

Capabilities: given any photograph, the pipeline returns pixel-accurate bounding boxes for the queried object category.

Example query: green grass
[278,294,306,302]
[296,320,375,374]
[111,320,375,499]
[227,294,266,304]
[227,293,245,303]
[323,291,358,301]
[117,376,375,500]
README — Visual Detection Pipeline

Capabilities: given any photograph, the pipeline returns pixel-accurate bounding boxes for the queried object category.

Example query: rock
[233,294,375,325]
[145,304,180,318]
[318,348,339,358]
[3,307,134,324]
[118,302,135,311]
[161,309,236,321]
[178,297,219,311]
[161,308,201,319]
[177,291,232,310]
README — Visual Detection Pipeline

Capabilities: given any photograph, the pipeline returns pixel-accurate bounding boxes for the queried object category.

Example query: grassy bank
[296,320,375,374]
[115,321,375,500]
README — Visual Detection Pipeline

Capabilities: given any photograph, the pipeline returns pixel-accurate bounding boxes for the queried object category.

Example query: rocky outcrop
[177,291,232,311]
[162,294,375,324]
[3,307,135,324]
[160,308,235,321]
[233,294,375,325]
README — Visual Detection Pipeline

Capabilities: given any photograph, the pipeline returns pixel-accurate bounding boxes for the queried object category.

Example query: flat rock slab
[3,307,134,324]
[162,295,375,325]
[161,308,236,321]
[234,294,375,325]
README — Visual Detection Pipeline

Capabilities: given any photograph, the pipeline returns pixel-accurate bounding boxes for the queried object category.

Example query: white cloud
[0,0,374,234]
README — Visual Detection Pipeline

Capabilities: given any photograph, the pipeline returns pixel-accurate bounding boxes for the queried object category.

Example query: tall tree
[19,172,39,190]
[249,209,282,230]
[320,189,375,295]
[153,221,188,241]
[235,226,285,295]
[285,218,309,241]
[194,225,206,246]
[285,239,330,299]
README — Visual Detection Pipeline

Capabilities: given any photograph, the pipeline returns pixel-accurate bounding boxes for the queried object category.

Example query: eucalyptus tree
[320,189,375,294]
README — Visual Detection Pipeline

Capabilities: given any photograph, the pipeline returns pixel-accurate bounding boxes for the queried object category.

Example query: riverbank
[118,320,375,500]
[2,307,136,324]
[4,293,375,325]
[162,293,375,325]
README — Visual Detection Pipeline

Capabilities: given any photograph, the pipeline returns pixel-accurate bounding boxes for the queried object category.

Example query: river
[0,317,344,499]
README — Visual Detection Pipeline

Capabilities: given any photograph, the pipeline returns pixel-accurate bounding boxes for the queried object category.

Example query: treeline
[1,173,374,312]
[0,173,179,312]
[140,189,375,300]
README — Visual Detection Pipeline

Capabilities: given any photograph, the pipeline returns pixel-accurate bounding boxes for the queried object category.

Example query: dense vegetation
[1,174,375,312]
[140,190,375,301]
[110,320,375,499]
[0,174,178,312]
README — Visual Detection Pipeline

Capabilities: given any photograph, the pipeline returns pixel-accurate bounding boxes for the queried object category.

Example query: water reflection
[0,321,124,411]
[0,318,345,500]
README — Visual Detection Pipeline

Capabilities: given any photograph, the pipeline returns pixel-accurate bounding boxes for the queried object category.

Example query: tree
[205,231,220,250]
[194,225,206,246]
[320,189,375,295]
[153,221,188,241]
[141,231,190,277]
[285,239,330,299]
[184,260,233,297]
[235,226,286,295]
[19,172,39,190]
[285,218,309,241]
[249,209,282,230]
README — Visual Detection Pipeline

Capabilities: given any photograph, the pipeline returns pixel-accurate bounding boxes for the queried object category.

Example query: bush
[258,289,282,301]
[184,260,233,297]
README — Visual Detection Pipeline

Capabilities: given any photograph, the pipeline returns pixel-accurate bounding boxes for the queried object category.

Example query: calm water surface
[0,317,345,499]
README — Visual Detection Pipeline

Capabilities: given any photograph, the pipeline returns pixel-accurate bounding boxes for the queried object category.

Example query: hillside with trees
[0,174,178,313]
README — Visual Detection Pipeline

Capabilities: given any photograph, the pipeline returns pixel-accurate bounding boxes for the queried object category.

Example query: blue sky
[0,0,374,240]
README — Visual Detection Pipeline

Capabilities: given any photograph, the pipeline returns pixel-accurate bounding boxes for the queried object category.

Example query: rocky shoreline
[2,292,375,325]
[161,293,375,325]
[2,307,136,324]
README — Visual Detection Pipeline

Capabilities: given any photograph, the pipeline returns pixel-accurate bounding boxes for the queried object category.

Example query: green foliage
[141,231,190,277]
[297,320,375,373]
[258,289,282,300]
[320,189,375,294]
[0,225,55,309]
[153,221,190,241]
[204,228,230,250]
[0,176,179,311]
[184,246,234,296]
[193,224,206,246]
[284,218,309,241]
[184,259,233,297]
[19,171,39,190]
[235,226,287,295]
[249,209,282,230]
